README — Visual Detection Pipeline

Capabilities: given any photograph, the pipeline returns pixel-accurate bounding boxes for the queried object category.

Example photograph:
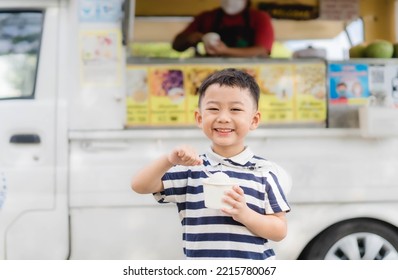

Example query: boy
[131,68,290,259]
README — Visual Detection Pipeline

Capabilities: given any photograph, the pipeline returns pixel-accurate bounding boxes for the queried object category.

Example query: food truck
[1,0,398,260]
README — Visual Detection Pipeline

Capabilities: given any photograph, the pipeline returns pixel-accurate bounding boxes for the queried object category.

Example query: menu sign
[125,62,328,127]
[258,64,295,123]
[126,66,149,126]
[295,63,327,122]
[184,65,222,125]
[319,0,359,21]
[257,0,319,20]
[148,67,187,125]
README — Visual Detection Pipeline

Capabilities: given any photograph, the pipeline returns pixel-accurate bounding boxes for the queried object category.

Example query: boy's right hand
[167,145,203,166]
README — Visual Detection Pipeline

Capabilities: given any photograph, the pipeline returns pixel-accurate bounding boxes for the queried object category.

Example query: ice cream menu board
[126,66,149,125]
[257,63,327,124]
[125,62,328,127]
[258,64,295,123]
[148,67,187,125]
[184,66,223,124]
[295,63,327,122]
[126,66,191,126]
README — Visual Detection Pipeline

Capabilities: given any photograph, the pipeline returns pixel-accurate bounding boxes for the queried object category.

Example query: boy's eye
[231,108,243,112]
[206,107,219,111]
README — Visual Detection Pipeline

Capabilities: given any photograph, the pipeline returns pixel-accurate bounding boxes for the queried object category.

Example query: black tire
[299,219,398,260]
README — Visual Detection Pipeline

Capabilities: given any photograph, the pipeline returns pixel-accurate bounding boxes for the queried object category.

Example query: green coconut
[392,43,398,58]
[349,44,367,58]
[364,40,394,58]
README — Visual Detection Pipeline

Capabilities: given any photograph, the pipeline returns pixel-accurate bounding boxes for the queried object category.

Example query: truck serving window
[0,11,43,99]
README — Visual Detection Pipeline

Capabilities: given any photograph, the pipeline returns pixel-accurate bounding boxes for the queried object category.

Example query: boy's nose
[216,110,231,122]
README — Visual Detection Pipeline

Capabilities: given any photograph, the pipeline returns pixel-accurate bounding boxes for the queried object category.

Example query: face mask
[221,0,246,15]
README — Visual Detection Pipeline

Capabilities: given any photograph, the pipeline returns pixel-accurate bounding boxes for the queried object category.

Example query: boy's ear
[195,109,203,128]
[250,110,261,130]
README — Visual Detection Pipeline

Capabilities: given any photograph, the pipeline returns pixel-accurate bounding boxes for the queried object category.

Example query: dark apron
[213,8,255,48]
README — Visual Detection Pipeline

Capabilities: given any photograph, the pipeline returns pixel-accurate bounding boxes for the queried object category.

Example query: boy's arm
[240,211,287,242]
[131,145,203,194]
[131,154,173,194]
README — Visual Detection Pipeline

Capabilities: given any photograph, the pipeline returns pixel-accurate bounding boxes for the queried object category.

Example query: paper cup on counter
[202,171,233,209]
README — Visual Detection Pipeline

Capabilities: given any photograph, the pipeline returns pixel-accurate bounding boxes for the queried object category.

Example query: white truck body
[1,0,398,260]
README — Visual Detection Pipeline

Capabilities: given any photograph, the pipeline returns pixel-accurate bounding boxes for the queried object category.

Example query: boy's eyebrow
[204,100,245,106]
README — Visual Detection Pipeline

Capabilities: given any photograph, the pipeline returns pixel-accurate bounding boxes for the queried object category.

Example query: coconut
[349,43,367,58]
[392,43,398,58]
[364,40,393,58]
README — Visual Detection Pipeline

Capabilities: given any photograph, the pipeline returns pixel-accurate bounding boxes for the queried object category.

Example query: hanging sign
[257,0,319,20]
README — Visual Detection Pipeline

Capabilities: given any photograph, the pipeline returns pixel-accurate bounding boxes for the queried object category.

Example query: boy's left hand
[221,185,251,221]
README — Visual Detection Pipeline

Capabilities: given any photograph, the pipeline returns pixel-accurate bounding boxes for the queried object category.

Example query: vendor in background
[172,0,274,57]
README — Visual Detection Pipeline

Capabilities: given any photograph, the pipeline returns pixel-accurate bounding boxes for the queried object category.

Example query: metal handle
[9,134,41,144]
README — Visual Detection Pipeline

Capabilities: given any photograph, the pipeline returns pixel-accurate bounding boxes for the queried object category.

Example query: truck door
[0,7,68,259]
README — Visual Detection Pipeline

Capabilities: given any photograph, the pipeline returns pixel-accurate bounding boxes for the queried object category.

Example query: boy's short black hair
[197,68,260,109]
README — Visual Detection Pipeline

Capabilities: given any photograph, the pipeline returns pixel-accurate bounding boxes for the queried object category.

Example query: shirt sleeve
[263,169,291,214]
[252,10,274,53]
[176,11,212,36]
[153,165,189,204]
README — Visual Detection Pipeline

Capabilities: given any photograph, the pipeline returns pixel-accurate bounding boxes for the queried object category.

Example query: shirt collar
[205,146,256,168]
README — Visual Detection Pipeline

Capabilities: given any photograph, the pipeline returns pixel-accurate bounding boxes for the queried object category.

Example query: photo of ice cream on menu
[148,67,187,125]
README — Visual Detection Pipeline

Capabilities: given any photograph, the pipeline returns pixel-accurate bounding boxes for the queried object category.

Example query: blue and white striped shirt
[154,147,291,259]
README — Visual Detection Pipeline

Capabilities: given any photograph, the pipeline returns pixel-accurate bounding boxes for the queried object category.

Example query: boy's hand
[222,186,252,221]
[167,145,203,166]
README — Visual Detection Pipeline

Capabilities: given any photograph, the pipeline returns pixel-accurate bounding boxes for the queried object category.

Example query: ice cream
[202,32,220,47]
[202,172,234,209]
[203,171,231,184]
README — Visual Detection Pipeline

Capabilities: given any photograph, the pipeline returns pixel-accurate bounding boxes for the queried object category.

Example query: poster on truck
[184,65,222,125]
[328,63,370,105]
[79,0,124,22]
[79,29,122,87]
[125,66,149,126]
[148,67,187,125]
[124,62,329,128]
[258,64,295,124]
[294,63,327,123]
[385,65,398,108]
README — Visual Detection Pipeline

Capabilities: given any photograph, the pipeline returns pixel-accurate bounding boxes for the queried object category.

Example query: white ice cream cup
[202,172,233,209]
[202,32,220,47]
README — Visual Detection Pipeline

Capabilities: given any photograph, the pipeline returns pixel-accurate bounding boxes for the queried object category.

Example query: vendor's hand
[189,32,205,46]
[167,145,203,166]
[222,185,251,221]
[204,40,229,56]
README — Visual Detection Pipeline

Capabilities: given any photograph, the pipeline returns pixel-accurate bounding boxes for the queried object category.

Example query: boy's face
[195,84,260,158]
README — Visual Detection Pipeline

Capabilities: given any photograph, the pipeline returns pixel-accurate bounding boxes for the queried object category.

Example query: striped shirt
[154,147,291,259]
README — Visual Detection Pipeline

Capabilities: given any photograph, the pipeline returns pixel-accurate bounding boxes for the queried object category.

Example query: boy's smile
[214,127,234,135]
[195,84,261,158]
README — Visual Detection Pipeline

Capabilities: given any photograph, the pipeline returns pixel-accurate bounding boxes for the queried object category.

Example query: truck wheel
[299,219,398,260]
